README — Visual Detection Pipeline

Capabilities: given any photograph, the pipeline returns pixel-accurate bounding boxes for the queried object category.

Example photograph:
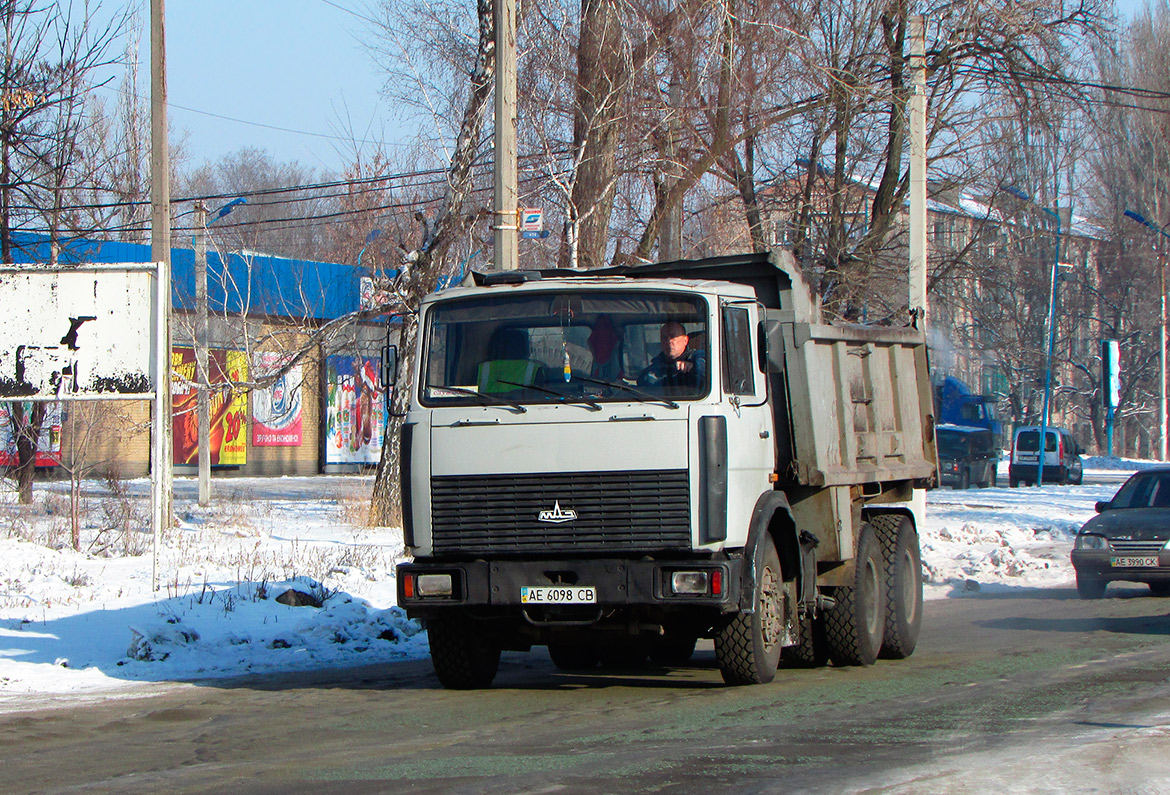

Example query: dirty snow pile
[0,462,1146,706]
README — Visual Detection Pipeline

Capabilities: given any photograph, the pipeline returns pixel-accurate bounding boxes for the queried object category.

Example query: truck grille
[430,470,691,555]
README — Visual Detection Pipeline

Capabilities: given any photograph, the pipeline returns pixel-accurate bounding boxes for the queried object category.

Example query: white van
[1009,426,1084,487]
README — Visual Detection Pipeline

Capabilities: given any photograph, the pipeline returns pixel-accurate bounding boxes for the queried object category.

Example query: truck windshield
[420,290,709,407]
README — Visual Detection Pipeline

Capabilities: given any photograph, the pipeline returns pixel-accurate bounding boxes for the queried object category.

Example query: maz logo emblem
[537,501,577,523]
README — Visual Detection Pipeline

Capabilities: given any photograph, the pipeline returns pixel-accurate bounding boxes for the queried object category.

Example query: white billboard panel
[0,265,156,398]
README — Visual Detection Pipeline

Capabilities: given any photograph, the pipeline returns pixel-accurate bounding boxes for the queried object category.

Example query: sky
[155,0,397,174]
[132,0,1152,178]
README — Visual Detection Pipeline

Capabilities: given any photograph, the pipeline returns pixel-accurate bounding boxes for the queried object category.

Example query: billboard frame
[0,261,171,588]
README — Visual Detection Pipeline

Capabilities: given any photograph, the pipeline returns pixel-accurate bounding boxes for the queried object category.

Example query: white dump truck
[395,251,937,688]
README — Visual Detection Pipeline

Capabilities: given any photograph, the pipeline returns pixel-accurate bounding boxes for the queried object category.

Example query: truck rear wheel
[871,514,923,659]
[715,537,785,685]
[427,615,501,689]
[824,523,885,666]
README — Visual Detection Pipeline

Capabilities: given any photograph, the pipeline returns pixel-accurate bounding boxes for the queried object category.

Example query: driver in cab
[637,320,705,391]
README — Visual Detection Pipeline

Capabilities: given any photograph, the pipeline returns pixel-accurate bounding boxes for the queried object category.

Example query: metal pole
[151,261,169,595]
[194,202,211,505]
[150,0,171,590]
[908,15,928,326]
[1037,212,1061,487]
[1161,233,1167,460]
[493,0,518,271]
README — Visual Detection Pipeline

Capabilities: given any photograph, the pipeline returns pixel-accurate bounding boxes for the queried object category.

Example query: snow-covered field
[0,459,1151,710]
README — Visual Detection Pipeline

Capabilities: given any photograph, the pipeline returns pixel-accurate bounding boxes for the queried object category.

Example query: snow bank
[0,470,1136,707]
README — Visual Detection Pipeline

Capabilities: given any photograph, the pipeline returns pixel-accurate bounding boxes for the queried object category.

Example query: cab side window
[721,306,756,396]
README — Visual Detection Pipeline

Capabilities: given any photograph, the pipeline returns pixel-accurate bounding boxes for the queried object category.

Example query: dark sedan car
[1071,466,1170,599]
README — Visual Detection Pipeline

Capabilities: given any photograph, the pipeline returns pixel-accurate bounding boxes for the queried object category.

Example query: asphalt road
[3,584,1170,794]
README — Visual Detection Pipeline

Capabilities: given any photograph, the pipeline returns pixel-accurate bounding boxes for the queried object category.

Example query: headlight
[1075,534,1106,550]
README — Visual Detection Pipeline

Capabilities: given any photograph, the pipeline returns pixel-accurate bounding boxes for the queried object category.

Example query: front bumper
[396,556,744,616]
[1071,549,1170,582]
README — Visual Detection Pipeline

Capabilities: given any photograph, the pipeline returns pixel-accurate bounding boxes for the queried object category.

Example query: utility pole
[493,0,518,271]
[193,202,211,505]
[657,66,684,262]
[1160,230,1167,460]
[907,15,928,327]
[150,0,172,589]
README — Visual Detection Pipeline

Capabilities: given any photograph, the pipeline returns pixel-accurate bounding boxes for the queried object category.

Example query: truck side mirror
[381,344,398,387]
[1095,500,1110,513]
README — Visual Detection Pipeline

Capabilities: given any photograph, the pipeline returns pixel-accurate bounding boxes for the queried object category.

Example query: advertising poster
[0,402,62,466]
[172,347,248,466]
[325,355,384,465]
[252,352,303,447]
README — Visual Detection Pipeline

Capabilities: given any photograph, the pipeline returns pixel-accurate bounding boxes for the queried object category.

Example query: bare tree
[367,0,499,527]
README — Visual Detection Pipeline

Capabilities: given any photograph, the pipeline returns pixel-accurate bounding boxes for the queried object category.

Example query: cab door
[714,301,775,544]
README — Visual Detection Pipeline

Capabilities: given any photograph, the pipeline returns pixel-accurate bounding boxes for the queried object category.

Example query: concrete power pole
[908,15,928,327]
[193,202,211,505]
[657,68,684,262]
[150,0,172,588]
[493,0,518,271]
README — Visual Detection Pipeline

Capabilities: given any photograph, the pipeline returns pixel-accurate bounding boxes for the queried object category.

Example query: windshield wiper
[497,380,602,411]
[571,374,679,409]
[425,384,527,413]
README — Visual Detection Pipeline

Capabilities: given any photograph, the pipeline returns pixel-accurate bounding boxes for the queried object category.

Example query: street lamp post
[1007,186,1062,488]
[358,228,383,271]
[1123,209,1170,461]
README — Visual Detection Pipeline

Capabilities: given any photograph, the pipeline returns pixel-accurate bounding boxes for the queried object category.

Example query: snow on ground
[0,461,1148,709]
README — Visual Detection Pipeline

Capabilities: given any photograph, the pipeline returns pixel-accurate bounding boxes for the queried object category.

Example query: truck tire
[427,615,501,689]
[548,643,600,671]
[871,514,923,659]
[781,610,828,668]
[715,537,785,685]
[824,523,885,666]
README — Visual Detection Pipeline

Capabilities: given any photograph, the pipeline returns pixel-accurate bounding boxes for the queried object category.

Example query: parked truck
[395,251,937,688]
[933,375,1003,449]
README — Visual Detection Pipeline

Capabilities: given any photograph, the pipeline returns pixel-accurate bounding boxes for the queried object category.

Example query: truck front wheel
[427,614,501,689]
[824,523,885,666]
[715,537,785,685]
[871,514,923,659]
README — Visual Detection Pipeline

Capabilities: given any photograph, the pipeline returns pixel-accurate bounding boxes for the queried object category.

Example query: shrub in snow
[127,625,201,662]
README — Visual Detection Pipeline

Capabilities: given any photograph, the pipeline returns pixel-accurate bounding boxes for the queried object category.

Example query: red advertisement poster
[172,347,248,466]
